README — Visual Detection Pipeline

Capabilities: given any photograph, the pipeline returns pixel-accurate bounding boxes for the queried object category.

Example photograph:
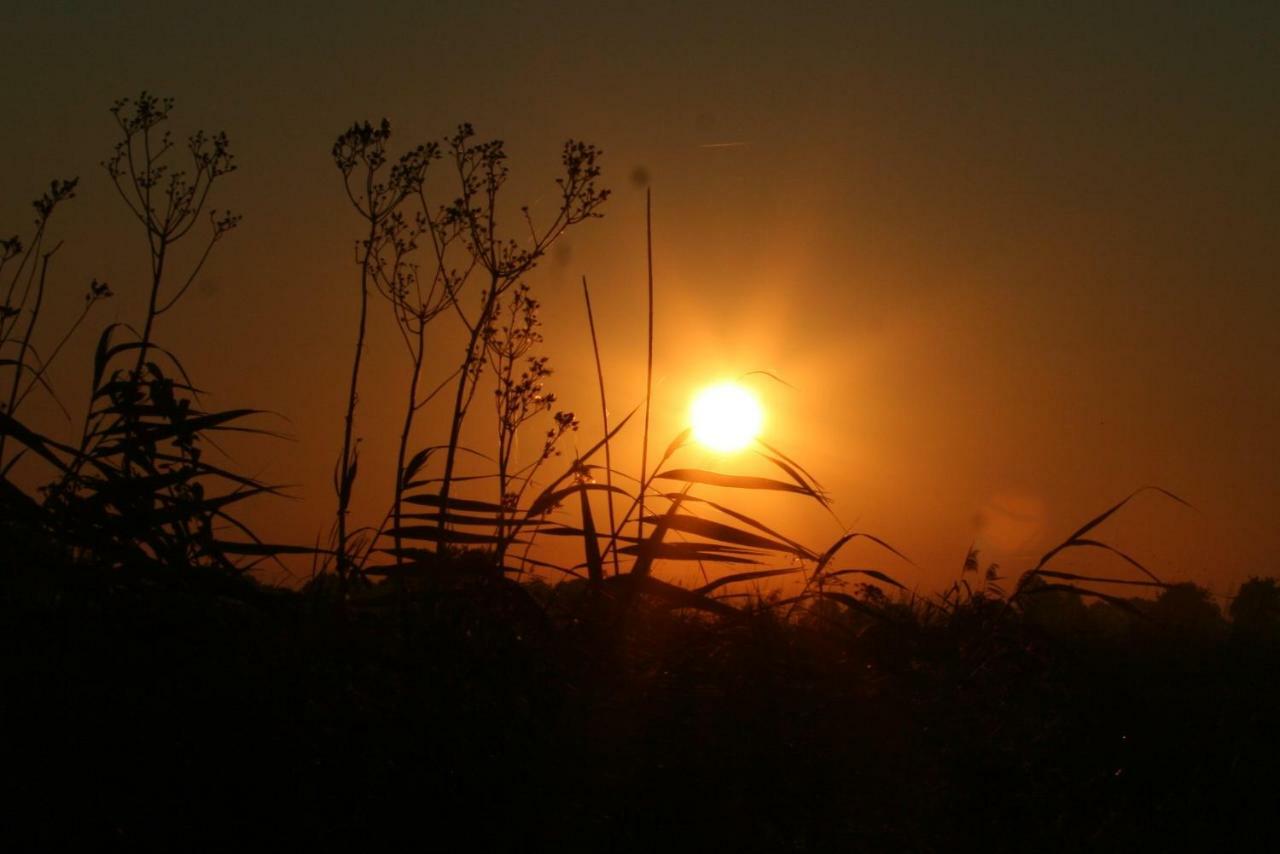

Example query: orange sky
[2,2,1277,596]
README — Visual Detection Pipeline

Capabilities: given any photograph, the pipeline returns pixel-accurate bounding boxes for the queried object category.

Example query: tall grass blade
[582,275,620,576]
[577,474,604,583]
[639,187,655,542]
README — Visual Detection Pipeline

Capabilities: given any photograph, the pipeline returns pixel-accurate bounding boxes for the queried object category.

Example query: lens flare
[690,382,764,453]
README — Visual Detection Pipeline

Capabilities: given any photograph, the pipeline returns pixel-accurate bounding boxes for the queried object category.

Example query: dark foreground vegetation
[4,542,1279,850]
[4,95,1279,850]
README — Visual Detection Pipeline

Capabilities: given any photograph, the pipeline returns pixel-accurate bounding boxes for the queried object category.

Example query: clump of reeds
[1,93,293,577]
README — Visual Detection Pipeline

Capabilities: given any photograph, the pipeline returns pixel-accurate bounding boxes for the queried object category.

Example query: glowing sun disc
[690,382,764,452]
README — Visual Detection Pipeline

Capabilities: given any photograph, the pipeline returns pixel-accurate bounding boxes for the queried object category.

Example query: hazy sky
[3,1,1277,594]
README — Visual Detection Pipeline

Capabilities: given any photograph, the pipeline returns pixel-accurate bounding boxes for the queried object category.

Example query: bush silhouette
[1231,576,1280,640]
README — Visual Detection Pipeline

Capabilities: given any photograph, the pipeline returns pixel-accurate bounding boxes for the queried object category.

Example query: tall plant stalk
[330,120,429,586]
[430,128,609,551]
[638,188,655,542]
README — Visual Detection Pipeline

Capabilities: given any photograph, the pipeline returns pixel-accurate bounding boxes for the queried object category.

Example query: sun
[690,381,764,453]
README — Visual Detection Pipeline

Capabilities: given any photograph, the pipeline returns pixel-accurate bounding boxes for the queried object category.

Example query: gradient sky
[3,1,1277,595]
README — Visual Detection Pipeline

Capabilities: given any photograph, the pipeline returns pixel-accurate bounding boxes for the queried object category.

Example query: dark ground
[3,557,1278,852]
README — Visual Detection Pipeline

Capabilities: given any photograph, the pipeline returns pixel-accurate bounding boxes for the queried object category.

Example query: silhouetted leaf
[1033,569,1170,589]
[815,531,914,577]
[756,437,825,492]
[658,427,691,467]
[619,542,761,564]
[652,468,814,496]
[0,411,78,473]
[1031,487,1190,579]
[401,493,506,513]
[401,446,434,487]
[578,475,604,583]
[659,493,818,560]
[639,512,805,556]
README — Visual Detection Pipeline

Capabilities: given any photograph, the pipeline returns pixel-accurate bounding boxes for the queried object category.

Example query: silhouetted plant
[428,126,608,548]
[346,124,611,595]
[1230,576,1280,639]
[368,169,472,571]
[481,284,578,561]
[329,119,431,586]
[13,93,289,574]
[1,178,113,475]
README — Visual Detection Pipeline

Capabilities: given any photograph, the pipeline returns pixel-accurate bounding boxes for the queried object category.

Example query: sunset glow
[690,382,764,452]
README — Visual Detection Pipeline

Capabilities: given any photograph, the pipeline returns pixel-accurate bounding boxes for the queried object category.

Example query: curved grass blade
[0,411,77,474]
[653,468,816,498]
[639,512,807,557]
[659,492,818,561]
[815,531,915,577]
[619,542,762,564]
[755,437,826,492]
[401,493,507,514]
[1,357,70,419]
[1034,568,1170,589]
[629,488,688,578]
[1068,538,1164,584]
[1031,486,1190,576]
[578,477,604,583]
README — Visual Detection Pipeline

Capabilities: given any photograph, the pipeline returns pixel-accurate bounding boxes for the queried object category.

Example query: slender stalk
[435,284,496,551]
[582,275,620,576]
[335,219,378,583]
[639,188,655,543]
[132,242,167,379]
[391,320,426,564]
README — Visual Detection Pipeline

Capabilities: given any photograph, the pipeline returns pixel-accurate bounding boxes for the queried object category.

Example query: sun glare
[690,382,764,453]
